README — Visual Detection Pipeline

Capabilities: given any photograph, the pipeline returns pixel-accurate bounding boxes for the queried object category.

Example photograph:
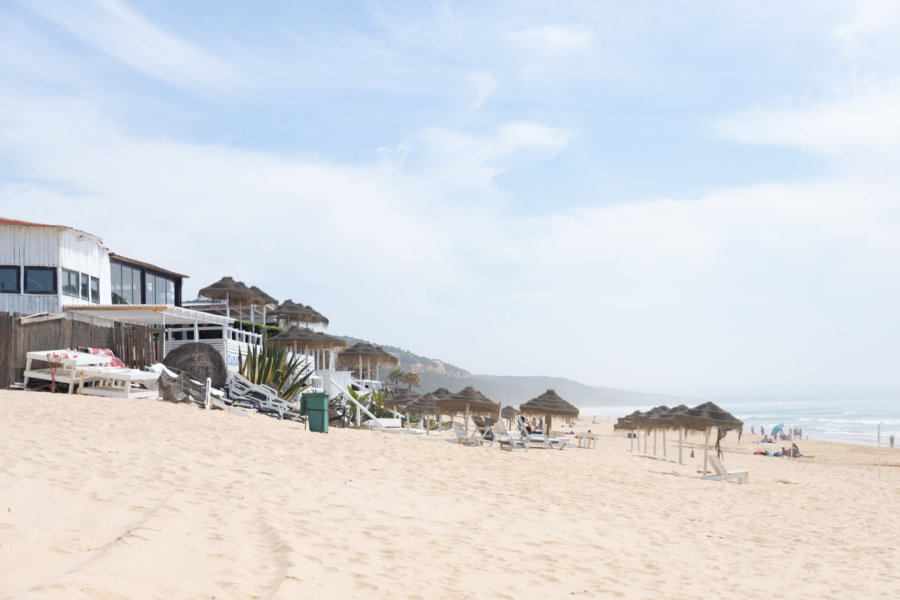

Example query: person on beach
[751,426,756,435]
[761,426,765,436]
[891,434,895,448]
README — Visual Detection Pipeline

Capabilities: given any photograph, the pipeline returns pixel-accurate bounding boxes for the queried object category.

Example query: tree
[388,367,405,387]
[403,371,421,390]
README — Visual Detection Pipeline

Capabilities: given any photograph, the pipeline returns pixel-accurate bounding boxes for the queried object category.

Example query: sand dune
[1,390,898,599]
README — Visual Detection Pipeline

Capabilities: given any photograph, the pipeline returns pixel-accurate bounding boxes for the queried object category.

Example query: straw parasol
[405,392,439,416]
[337,342,397,380]
[500,405,520,427]
[384,388,421,411]
[272,299,329,328]
[519,389,579,437]
[403,392,442,435]
[434,386,500,436]
[267,327,345,352]
[431,387,453,400]
[198,276,255,319]
[647,404,691,464]
[671,402,743,476]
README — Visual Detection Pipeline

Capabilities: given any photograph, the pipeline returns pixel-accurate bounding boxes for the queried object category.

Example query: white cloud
[463,69,498,109]
[714,81,900,157]
[19,0,243,91]
[507,25,592,52]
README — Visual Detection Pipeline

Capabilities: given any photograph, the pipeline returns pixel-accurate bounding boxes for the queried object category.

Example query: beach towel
[86,348,127,369]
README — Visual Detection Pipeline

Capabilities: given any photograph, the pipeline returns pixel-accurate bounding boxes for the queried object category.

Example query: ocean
[583,391,900,447]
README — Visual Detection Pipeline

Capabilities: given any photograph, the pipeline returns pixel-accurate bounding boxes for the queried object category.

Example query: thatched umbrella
[519,389,578,437]
[338,342,397,380]
[248,285,277,333]
[615,410,645,451]
[431,387,453,400]
[384,388,420,411]
[198,276,255,319]
[162,342,228,389]
[671,402,743,476]
[267,327,347,371]
[338,343,381,379]
[500,405,520,428]
[648,404,690,464]
[635,405,670,456]
[434,386,499,436]
[272,299,330,329]
[403,392,440,435]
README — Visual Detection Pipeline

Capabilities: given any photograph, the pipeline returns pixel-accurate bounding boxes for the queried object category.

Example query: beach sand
[1,390,898,599]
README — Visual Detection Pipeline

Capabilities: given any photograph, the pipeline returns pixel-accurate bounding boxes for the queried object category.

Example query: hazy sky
[2,0,899,390]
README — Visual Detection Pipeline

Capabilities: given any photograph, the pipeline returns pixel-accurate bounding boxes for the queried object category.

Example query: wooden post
[702,428,711,477]
[678,428,683,464]
[653,430,657,455]
[630,430,634,452]
[663,430,667,458]
[878,423,882,479]
[204,377,211,410]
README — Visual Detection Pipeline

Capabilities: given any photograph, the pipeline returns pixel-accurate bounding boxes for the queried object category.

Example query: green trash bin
[303,392,329,433]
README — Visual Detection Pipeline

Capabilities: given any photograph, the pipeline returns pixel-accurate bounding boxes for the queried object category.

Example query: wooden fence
[0,312,154,389]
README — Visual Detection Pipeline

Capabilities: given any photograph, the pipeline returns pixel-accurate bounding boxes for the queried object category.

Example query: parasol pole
[464,404,470,437]
[358,356,362,380]
[702,427,711,477]
[225,292,230,320]
[678,428,683,464]
[878,423,882,479]
[663,430,667,458]
[630,428,634,452]
[653,430,657,456]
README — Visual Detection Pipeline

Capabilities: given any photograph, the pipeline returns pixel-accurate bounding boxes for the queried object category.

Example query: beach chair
[470,415,496,447]
[491,420,529,451]
[451,422,484,446]
[515,416,573,450]
[703,453,749,484]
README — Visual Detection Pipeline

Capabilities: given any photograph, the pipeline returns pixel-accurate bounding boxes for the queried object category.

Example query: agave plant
[238,345,312,401]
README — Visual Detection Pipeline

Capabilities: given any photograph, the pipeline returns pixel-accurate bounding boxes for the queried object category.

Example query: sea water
[584,391,900,447]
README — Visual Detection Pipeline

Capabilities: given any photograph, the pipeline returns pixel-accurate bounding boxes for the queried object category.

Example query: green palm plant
[238,345,313,401]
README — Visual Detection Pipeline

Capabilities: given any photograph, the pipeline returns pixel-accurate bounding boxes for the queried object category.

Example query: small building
[0,217,187,314]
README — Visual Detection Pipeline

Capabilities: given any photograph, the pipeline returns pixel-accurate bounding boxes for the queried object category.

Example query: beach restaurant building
[0,217,264,369]
[0,217,186,314]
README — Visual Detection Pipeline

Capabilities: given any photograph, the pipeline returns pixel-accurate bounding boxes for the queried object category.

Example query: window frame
[23,266,57,295]
[61,268,80,298]
[90,276,100,304]
[80,273,90,301]
[0,265,21,294]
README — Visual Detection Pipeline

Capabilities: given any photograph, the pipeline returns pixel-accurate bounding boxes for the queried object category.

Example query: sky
[1,0,899,392]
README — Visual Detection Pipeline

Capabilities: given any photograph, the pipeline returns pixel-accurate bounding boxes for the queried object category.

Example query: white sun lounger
[515,416,574,450]
[492,420,529,451]
[703,453,749,484]
[23,350,113,393]
[77,367,161,399]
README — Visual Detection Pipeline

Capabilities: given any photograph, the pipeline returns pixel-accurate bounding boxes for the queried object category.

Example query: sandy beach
[1,390,898,599]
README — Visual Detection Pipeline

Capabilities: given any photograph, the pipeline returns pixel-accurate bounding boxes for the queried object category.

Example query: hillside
[337,337,681,410]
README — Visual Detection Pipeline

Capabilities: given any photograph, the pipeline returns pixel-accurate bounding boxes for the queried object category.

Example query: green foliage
[346,386,391,419]
[233,319,285,339]
[238,344,312,401]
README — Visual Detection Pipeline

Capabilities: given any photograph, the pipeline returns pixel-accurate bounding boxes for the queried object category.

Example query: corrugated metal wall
[0,224,112,313]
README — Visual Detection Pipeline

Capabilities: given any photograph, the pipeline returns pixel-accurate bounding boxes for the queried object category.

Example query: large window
[90,277,100,304]
[24,267,56,294]
[111,262,142,304]
[80,273,90,300]
[62,269,79,297]
[0,266,20,293]
[145,273,176,305]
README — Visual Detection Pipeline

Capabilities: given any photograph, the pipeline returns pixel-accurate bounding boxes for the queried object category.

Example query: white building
[0,217,186,315]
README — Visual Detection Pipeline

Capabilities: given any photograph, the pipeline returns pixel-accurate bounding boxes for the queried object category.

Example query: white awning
[63,304,232,326]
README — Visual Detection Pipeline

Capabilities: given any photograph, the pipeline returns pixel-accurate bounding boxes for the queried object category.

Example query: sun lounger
[451,421,484,446]
[491,420,529,451]
[515,416,574,450]
[470,415,496,447]
[23,349,113,393]
[703,453,749,484]
[77,366,160,399]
